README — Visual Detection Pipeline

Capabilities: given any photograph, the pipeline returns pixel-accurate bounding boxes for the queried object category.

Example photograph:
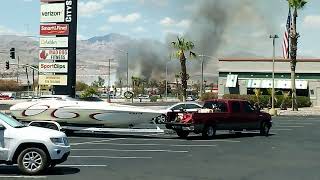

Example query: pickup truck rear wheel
[202,125,216,139]
[260,121,270,136]
[17,148,49,175]
[176,130,189,138]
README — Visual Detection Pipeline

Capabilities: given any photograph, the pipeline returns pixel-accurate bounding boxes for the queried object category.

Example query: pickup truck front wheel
[17,148,49,175]
[202,125,216,139]
[260,121,271,136]
[176,130,189,138]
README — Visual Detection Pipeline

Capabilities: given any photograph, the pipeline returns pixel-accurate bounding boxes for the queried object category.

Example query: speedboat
[10,98,162,128]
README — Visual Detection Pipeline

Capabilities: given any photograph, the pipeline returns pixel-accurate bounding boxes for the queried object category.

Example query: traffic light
[9,48,15,59]
[5,61,9,70]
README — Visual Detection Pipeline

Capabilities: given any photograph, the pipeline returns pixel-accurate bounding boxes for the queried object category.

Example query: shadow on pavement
[0,166,80,176]
[68,131,275,140]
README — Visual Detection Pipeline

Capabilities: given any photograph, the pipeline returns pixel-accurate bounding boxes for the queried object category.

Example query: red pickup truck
[165,99,272,138]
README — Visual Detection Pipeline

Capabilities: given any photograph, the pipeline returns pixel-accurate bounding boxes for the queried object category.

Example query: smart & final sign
[40,24,69,36]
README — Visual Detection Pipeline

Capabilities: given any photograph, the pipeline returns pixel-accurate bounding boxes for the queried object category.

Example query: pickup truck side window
[231,102,241,113]
[203,102,228,112]
[243,102,255,113]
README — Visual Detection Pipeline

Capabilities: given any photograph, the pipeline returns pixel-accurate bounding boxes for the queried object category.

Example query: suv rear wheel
[17,148,49,175]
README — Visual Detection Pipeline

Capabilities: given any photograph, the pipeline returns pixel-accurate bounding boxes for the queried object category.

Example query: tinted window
[231,102,241,113]
[243,102,255,113]
[186,104,201,109]
[171,104,186,110]
[203,101,228,112]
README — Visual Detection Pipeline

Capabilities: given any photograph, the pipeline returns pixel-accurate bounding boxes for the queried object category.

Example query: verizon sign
[39,62,68,73]
[40,24,69,36]
[39,75,68,86]
[40,3,65,23]
[39,49,68,61]
[39,37,68,48]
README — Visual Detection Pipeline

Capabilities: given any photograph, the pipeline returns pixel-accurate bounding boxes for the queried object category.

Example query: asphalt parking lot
[1,116,320,180]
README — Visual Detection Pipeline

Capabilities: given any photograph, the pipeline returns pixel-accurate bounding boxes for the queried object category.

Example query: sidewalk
[263,107,320,116]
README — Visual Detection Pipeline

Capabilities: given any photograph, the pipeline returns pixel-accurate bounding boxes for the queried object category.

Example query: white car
[0,113,70,175]
[155,102,202,124]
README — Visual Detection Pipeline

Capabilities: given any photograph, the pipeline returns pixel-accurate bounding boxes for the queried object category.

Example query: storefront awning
[247,79,308,89]
[226,74,238,87]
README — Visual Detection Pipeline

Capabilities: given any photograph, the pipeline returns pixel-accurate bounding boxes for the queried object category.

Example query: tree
[288,0,307,111]
[91,76,105,88]
[80,87,99,98]
[76,81,89,91]
[171,37,196,101]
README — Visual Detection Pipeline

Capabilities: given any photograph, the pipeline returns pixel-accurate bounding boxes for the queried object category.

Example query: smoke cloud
[115,0,276,82]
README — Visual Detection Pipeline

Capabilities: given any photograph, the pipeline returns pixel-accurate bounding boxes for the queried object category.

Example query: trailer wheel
[202,125,216,139]
[176,130,189,138]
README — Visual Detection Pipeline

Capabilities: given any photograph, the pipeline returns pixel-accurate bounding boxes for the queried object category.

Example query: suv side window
[186,104,201,109]
[243,102,255,113]
[231,101,241,113]
[171,104,184,110]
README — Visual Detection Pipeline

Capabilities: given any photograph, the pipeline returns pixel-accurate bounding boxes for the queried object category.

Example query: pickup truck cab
[0,113,70,175]
[165,99,272,138]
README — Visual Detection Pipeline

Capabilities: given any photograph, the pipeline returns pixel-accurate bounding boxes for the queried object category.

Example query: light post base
[269,108,278,116]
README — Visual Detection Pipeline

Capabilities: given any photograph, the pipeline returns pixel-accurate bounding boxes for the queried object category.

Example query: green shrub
[200,92,218,101]
[222,94,311,108]
[150,95,159,102]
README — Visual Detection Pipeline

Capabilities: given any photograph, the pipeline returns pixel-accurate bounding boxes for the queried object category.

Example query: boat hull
[10,100,161,128]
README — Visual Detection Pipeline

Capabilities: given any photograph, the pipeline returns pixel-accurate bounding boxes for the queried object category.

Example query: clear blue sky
[0,0,319,57]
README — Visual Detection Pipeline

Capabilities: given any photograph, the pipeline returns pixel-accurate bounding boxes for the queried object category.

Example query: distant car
[186,95,197,101]
[137,94,149,99]
[155,102,202,124]
[79,96,104,102]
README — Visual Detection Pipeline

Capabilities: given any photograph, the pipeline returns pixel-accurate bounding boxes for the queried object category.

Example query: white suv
[0,113,70,175]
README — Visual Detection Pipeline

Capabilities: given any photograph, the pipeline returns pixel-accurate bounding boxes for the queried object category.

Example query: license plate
[172,126,182,129]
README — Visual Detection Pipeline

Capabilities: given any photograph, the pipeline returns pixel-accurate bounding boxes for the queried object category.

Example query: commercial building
[218,58,320,106]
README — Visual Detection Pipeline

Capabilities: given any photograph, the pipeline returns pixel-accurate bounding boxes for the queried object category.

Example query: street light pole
[269,34,279,116]
[201,55,204,98]
[126,52,129,92]
[108,58,112,103]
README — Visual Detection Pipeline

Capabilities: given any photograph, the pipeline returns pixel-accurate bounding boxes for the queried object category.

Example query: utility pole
[126,52,129,92]
[201,55,204,98]
[269,34,279,116]
[108,59,112,103]
[17,56,19,83]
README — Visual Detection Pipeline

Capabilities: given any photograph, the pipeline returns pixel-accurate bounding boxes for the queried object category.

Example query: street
[0,116,319,180]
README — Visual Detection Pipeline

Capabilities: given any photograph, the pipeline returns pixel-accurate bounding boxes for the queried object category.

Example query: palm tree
[171,37,196,101]
[174,74,180,98]
[288,0,307,111]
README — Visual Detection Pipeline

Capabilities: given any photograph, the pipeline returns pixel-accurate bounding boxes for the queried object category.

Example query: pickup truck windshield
[0,113,24,128]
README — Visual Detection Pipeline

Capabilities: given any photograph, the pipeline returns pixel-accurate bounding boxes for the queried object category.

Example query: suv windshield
[0,113,24,128]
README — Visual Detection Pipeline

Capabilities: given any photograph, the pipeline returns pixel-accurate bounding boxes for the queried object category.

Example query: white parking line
[88,142,217,147]
[70,138,126,145]
[119,138,240,143]
[271,128,293,131]
[57,164,107,167]
[277,123,313,125]
[0,176,46,179]
[72,148,188,153]
[276,126,304,128]
[70,155,152,159]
